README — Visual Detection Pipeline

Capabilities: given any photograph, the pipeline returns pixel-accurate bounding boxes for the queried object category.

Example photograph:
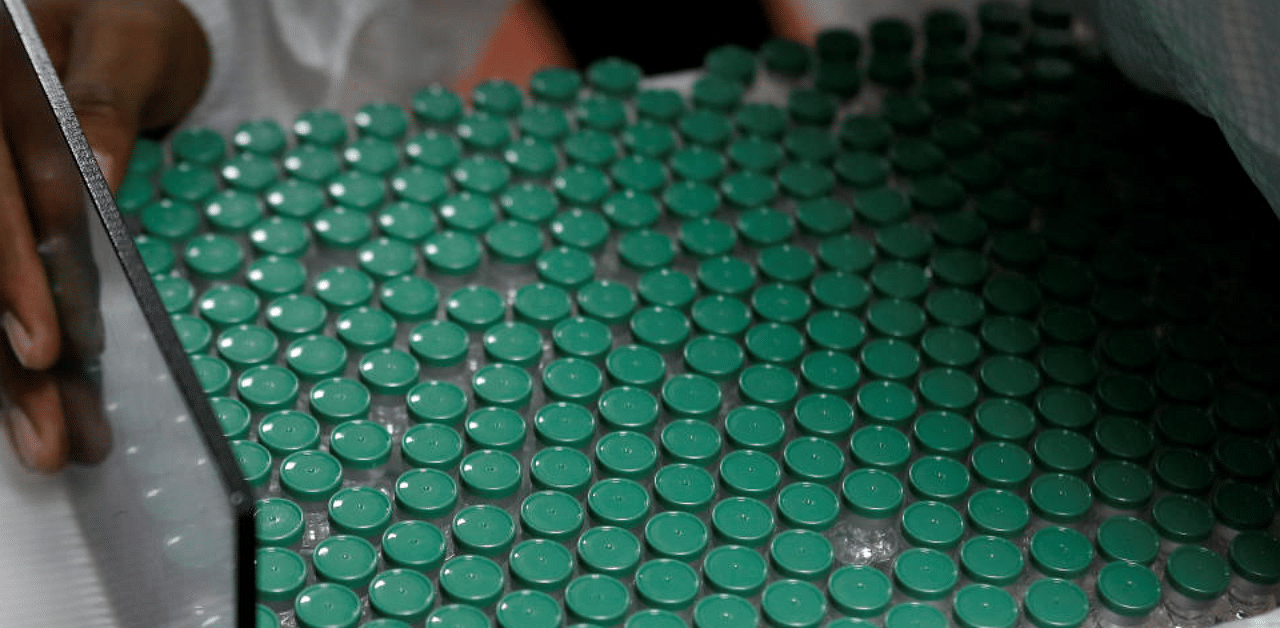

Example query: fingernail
[93,150,113,181]
[7,406,42,470]
[3,311,35,369]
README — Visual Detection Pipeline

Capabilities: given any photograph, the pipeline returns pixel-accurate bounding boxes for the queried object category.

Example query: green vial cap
[329,420,392,472]
[789,394,852,440]
[509,538,575,592]
[694,595,758,628]
[736,207,794,250]
[540,357,603,405]
[309,377,370,425]
[211,396,251,441]
[744,322,805,368]
[1152,494,1214,544]
[926,288,985,329]
[233,119,286,156]
[312,267,374,314]
[161,162,219,204]
[679,109,733,148]
[329,486,393,539]
[453,504,517,556]
[908,455,971,503]
[1172,547,1228,601]
[917,367,978,411]
[659,372,721,418]
[358,348,419,397]
[313,208,373,254]
[439,555,505,607]
[806,309,864,353]
[137,237,175,277]
[382,520,446,573]
[343,136,399,176]
[961,536,1024,586]
[577,525,643,577]
[1032,430,1095,475]
[611,154,669,194]
[464,406,527,453]
[411,85,463,126]
[663,181,721,222]
[519,490,584,541]
[172,127,226,166]
[472,78,523,117]
[849,425,912,473]
[628,306,689,353]
[586,477,650,530]
[536,246,596,290]
[238,365,300,414]
[374,277,437,324]
[1096,515,1159,565]
[698,256,758,298]
[204,190,264,235]
[531,447,593,495]
[954,585,1019,628]
[634,560,700,613]
[606,344,666,390]
[894,548,958,601]
[1229,532,1280,586]
[255,497,304,548]
[438,192,499,235]
[551,316,612,362]
[839,468,903,520]
[246,253,307,299]
[1092,415,1155,462]
[971,442,1033,489]
[395,468,458,520]
[530,66,581,103]
[828,565,891,618]
[409,320,469,369]
[761,579,826,628]
[980,355,1042,398]
[369,569,435,624]
[127,138,164,174]
[354,101,409,141]
[216,323,279,370]
[1023,579,1089,628]
[712,497,775,547]
[401,423,464,470]
[616,229,675,274]
[1091,459,1152,511]
[280,450,343,503]
[258,410,321,457]
[141,198,201,242]
[1029,473,1093,523]
[769,529,834,582]
[1030,526,1093,579]
[777,481,840,530]
[645,511,710,562]
[782,436,844,484]
[496,591,562,628]
[719,450,782,499]
[652,463,716,513]
[404,132,462,173]
[856,380,918,427]
[221,152,281,193]
[531,403,594,449]
[661,419,722,466]
[912,410,974,458]
[566,574,631,626]
[1096,561,1162,619]
[282,145,341,184]
[596,430,659,480]
[284,335,345,385]
[740,364,800,411]
[333,307,396,355]
[358,238,418,282]
[427,605,490,628]
[477,321,540,368]
[635,88,685,123]
[1035,387,1097,431]
[378,202,436,246]
[967,488,1030,538]
[422,230,482,277]
[703,545,768,597]
[191,353,233,396]
[460,450,522,499]
[1153,448,1214,495]
[597,386,659,433]
[860,338,922,381]
[232,439,271,488]
[900,501,965,550]
[575,93,628,133]
[295,583,362,628]
[867,299,927,340]
[1214,481,1275,532]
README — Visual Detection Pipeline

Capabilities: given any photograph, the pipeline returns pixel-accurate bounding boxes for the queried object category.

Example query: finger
[62,3,171,191]
[0,115,61,372]
[0,353,69,473]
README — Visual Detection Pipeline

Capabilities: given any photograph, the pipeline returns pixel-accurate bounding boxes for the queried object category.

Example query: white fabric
[1078,0,1280,216]
[175,0,510,133]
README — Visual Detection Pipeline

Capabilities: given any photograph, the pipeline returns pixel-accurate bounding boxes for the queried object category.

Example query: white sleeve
[175,0,509,134]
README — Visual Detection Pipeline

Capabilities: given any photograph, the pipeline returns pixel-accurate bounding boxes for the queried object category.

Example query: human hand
[1,0,209,472]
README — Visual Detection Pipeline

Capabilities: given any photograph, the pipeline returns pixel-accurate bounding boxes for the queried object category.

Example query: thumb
[61,5,171,192]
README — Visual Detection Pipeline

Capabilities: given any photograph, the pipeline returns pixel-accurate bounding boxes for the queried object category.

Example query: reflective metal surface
[0,1,252,626]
